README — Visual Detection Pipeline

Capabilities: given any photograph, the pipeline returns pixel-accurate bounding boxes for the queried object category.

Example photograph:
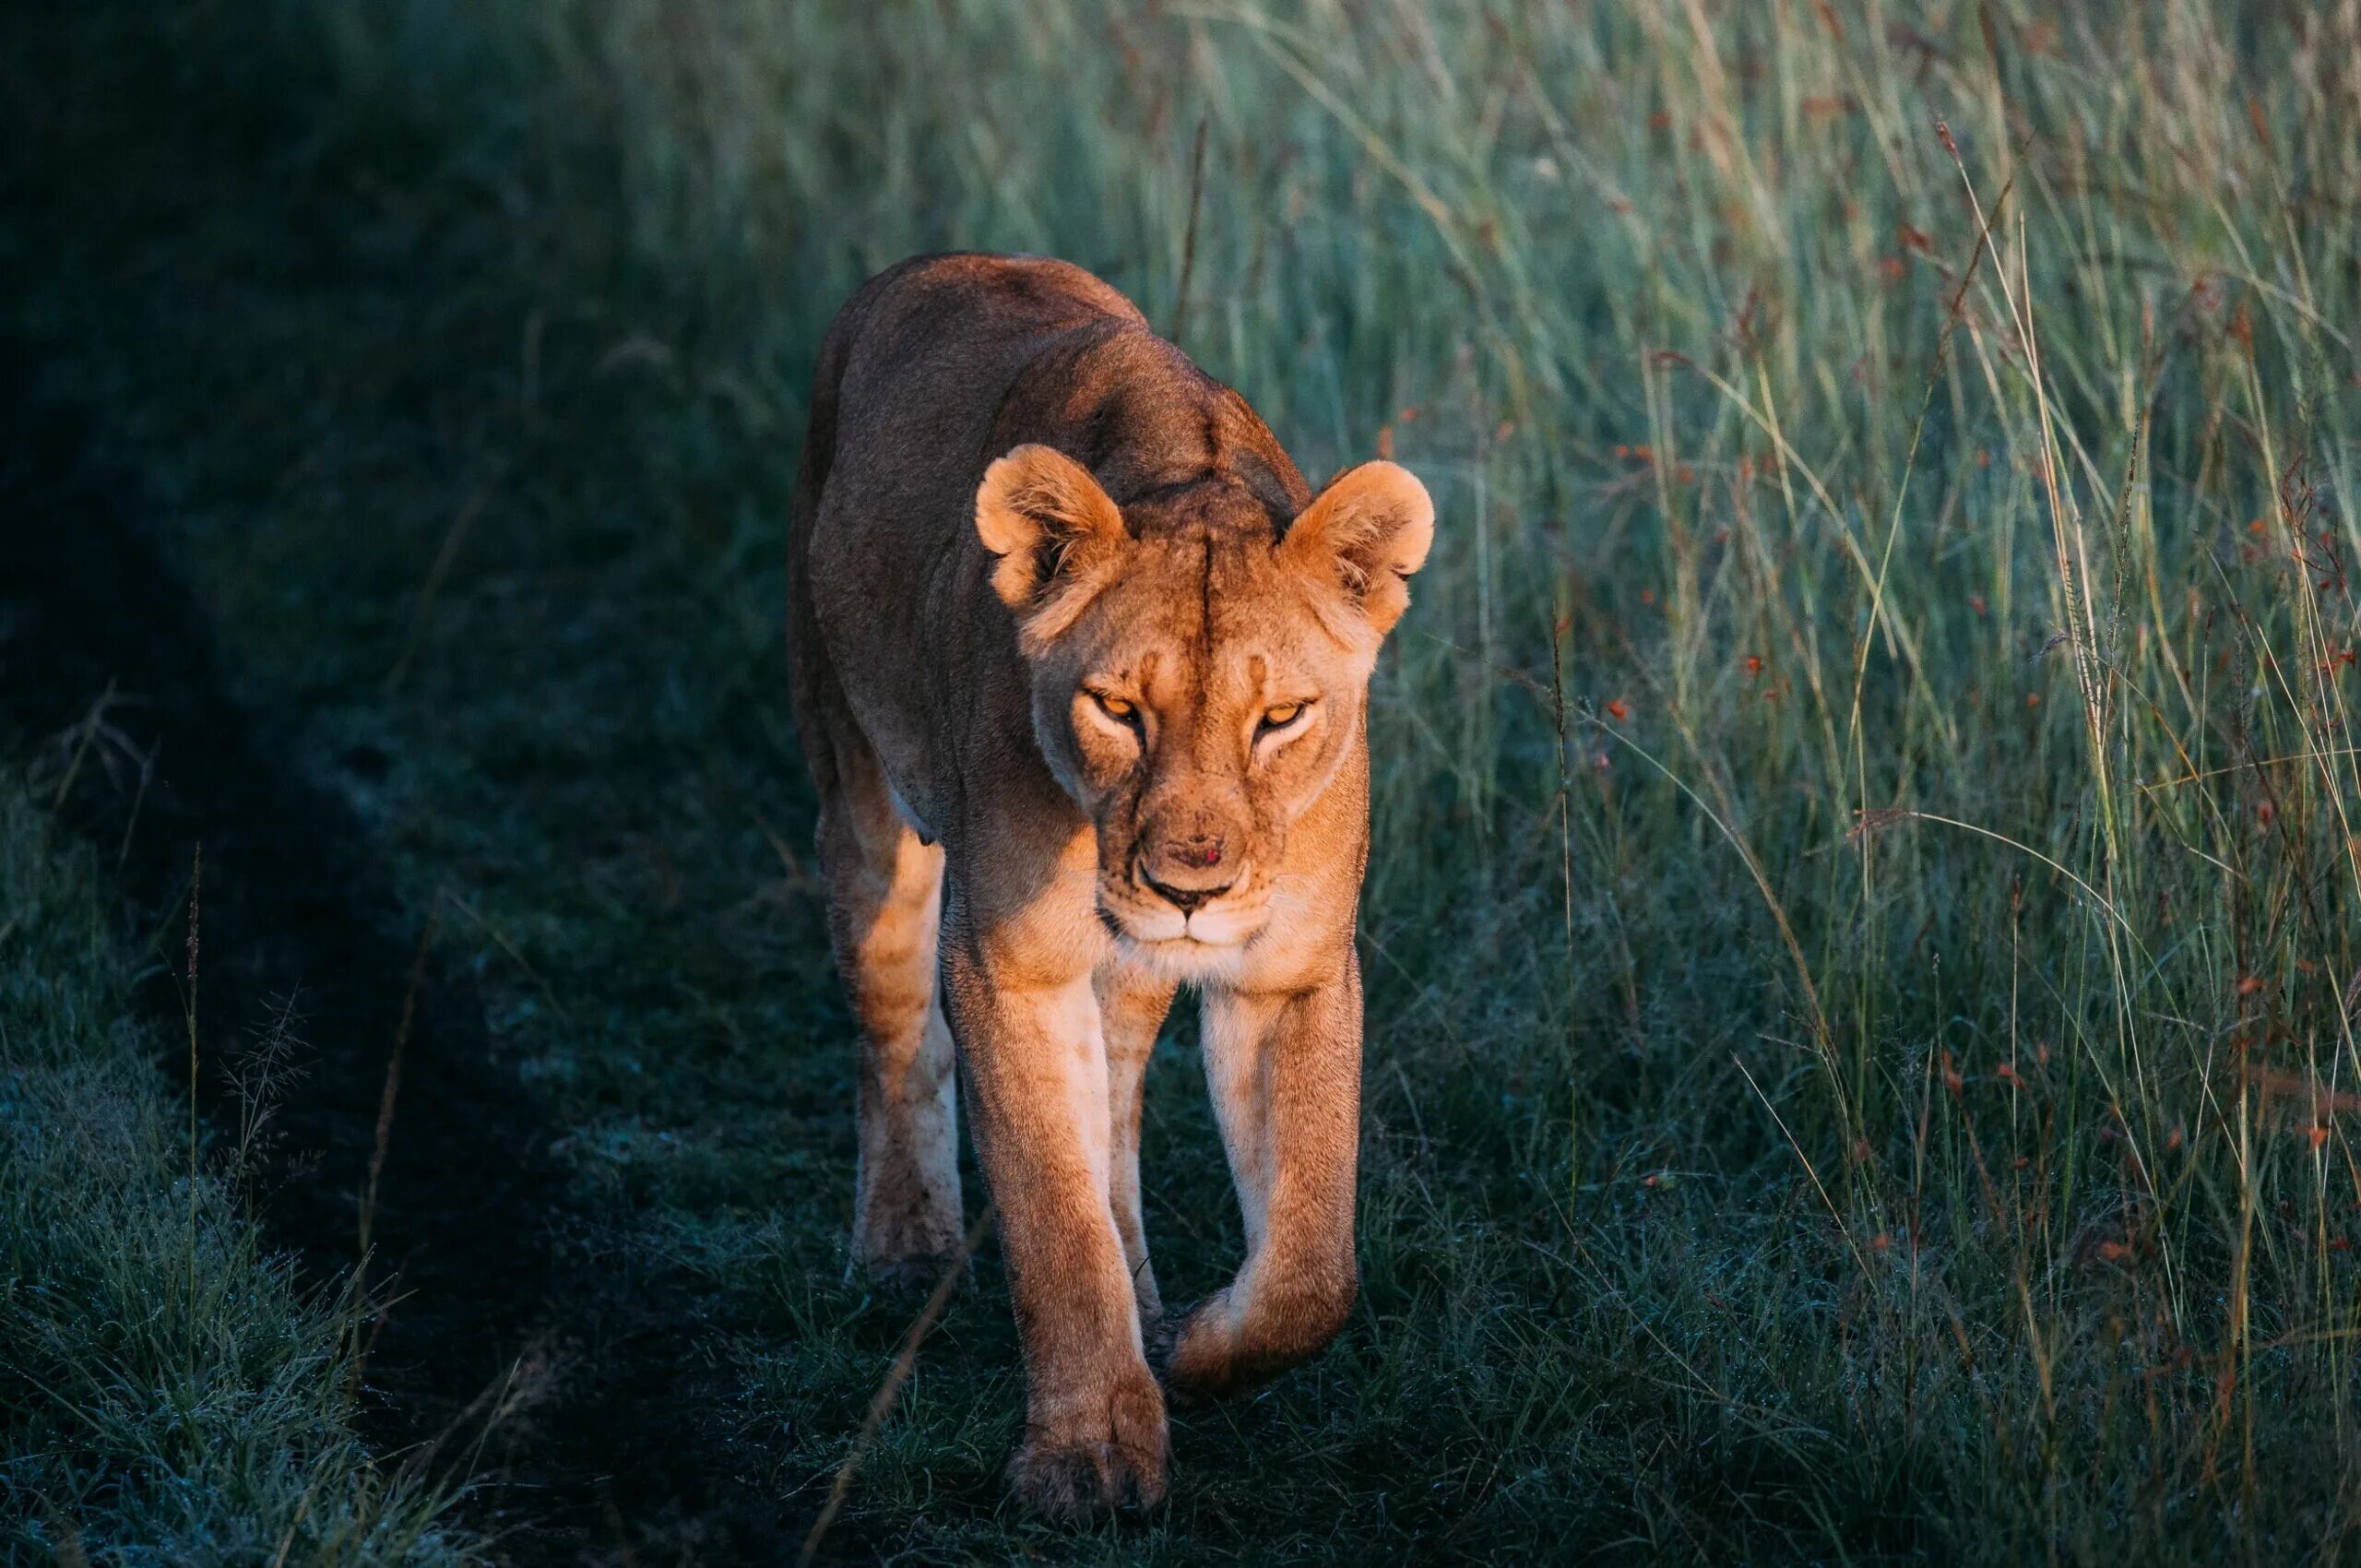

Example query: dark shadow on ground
[0,338,803,1564]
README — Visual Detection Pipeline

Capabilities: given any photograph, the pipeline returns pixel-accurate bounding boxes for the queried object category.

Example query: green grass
[0,778,478,1565]
[6,0,2361,1561]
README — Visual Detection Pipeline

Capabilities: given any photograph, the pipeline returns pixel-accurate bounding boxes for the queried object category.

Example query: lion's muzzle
[1098,858,1268,954]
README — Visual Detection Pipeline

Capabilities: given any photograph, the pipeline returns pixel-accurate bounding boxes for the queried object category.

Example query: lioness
[787,254,1433,1517]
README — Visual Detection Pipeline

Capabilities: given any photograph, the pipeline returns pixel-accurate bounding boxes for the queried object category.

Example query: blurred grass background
[5,0,2359,1562]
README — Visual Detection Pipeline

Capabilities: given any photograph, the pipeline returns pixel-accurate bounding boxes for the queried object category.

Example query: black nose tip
[1144,873,1232,914]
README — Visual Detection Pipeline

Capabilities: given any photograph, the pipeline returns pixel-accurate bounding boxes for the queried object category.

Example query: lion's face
[1034,531,1370,968]
[975,446,1433,976]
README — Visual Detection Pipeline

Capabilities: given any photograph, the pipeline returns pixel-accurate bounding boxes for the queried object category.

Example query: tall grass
[41,0,2361,1556]
[0,780,478,1565]
[314,0,2357,1549]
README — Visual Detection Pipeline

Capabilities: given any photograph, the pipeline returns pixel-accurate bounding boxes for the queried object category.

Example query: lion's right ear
[975,444,1129,644]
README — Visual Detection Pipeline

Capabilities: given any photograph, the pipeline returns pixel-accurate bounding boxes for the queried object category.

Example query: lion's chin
[1098,897,1266,979]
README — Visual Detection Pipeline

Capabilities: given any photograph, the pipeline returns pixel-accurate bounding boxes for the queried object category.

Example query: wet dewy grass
[6,1,2361,1562]
[0,779,477,1565]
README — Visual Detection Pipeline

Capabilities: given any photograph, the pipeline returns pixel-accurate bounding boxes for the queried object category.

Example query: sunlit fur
[789,254,1430,1522]
[1018,523,1379,980]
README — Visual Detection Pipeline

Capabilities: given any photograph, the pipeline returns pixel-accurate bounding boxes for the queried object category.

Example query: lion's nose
[1173,833,1225,870]
[1137,828,1237,913]
[1141,835,1235,912]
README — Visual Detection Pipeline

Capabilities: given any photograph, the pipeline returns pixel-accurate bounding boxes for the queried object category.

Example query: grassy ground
[0,771,476,1565]
[6,0,2360,1562]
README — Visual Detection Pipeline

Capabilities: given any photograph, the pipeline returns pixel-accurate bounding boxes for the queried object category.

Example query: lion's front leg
[1167,960,1363,1400]
[942,921,1168,1518]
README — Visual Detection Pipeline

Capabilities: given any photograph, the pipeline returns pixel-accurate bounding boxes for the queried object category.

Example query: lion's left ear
[1279,461,1435,636]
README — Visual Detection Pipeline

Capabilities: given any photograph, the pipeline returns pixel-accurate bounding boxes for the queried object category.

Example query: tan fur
[787,254,1433,1519]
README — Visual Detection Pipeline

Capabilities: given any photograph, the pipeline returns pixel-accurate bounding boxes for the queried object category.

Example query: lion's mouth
[1097,879,1266,949]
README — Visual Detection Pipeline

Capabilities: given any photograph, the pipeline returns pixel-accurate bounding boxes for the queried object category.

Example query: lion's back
[809,254,1142,555]
[794,255,1149,829]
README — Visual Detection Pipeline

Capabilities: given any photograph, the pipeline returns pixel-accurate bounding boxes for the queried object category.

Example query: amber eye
[1259,703,1305,734]
[1092,691,1139,724]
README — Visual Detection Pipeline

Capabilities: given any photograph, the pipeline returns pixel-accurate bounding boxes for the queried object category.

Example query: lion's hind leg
[1096,966,1176,1328]
[812,740,963,1283]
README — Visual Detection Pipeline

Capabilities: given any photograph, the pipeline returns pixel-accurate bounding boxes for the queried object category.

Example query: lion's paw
[1004,1373,1169,1521]
[855,1248,963,1301]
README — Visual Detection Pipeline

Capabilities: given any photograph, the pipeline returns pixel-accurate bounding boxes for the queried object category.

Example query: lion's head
[974,443,1433,977]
